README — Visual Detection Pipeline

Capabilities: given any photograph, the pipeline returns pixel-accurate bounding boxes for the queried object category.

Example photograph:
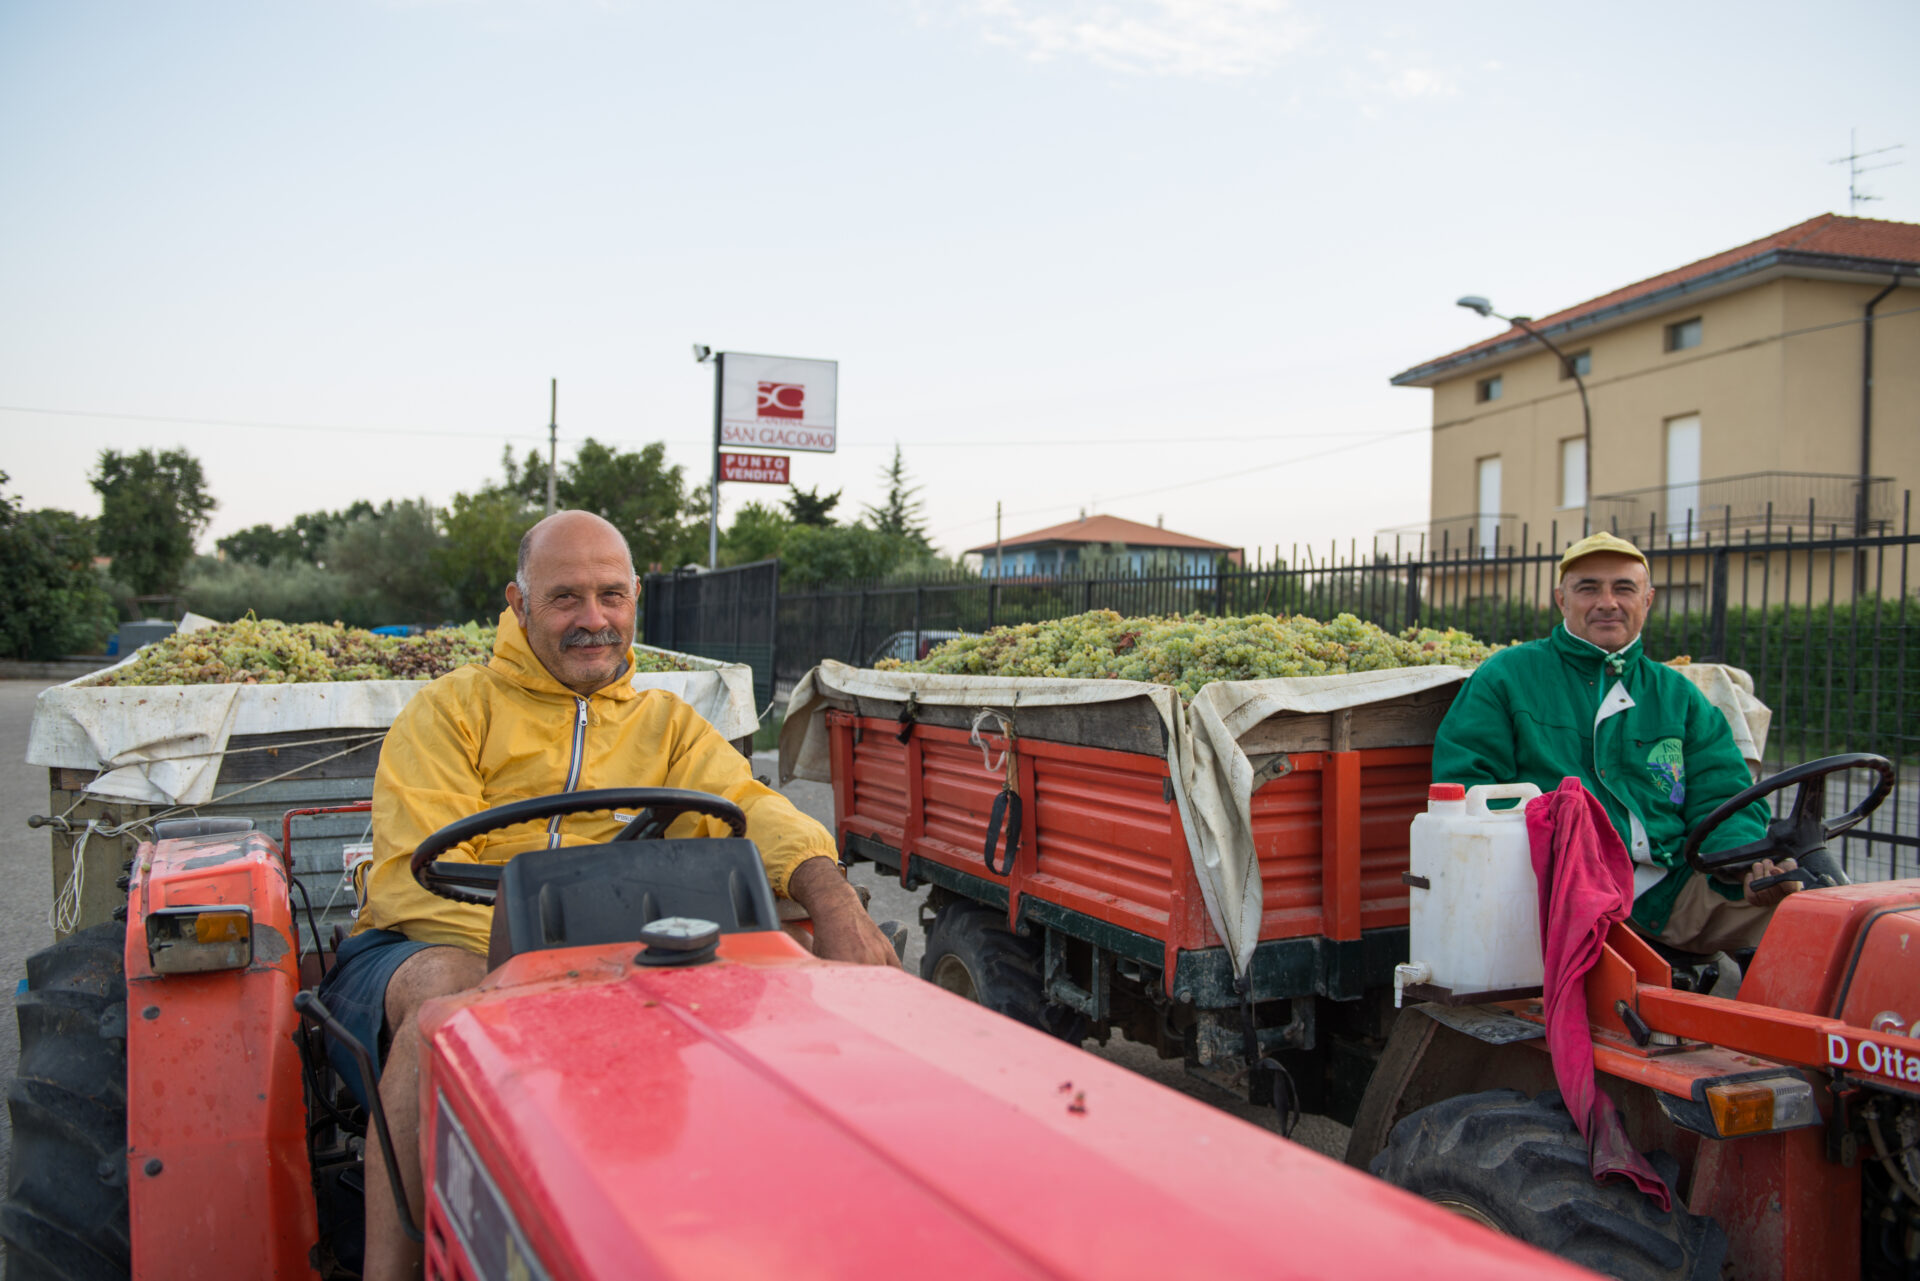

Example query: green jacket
[1431,624,1768,932]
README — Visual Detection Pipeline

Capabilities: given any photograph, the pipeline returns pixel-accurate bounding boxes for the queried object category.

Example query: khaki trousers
[1651,871,1773,954]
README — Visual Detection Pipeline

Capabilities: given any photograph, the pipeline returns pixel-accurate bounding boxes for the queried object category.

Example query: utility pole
[546,378,558,516]
[995,501,1003,579]
[708,353,724,570]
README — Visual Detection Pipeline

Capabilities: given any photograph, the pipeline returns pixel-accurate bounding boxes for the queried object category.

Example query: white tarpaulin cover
[1671,663,1772,768]
[782,658,1769,980]
[1184,667,1476,975]
[28,641,760,808]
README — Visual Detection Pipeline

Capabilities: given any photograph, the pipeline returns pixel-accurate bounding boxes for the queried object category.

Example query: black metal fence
[641,559,779,708]
[768,494,1919,879]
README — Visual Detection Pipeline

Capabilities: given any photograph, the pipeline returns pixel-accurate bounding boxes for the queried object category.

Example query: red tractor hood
[416,932,1588,1281]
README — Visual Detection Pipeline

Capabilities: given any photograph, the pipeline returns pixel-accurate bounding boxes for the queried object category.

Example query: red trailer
[795,666,1465,1123]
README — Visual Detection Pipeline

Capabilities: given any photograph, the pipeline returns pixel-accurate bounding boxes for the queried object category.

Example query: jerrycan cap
[1428,784,1466,802]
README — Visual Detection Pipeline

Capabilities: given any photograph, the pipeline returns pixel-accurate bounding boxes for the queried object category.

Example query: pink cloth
[1526,776,1672,1212]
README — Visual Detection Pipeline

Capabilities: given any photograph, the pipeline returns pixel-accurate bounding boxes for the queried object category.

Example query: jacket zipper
[1588,658,1653,872]
[547,696,589,849]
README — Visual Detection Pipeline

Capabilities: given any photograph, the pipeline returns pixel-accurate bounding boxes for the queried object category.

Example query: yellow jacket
[358,609,835,954]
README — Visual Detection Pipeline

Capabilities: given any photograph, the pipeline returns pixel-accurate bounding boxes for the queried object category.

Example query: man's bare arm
[785,856,903,968]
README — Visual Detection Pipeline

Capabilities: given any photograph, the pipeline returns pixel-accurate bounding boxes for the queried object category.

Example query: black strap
[895,693,919,743]
[984,787,1021,876]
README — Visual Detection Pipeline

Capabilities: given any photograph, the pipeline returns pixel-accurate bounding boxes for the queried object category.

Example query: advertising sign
[720,353,837,453]
[720,453,791,485]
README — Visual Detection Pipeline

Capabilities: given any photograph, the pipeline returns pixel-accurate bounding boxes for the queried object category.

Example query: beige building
[1391,215,1920,578]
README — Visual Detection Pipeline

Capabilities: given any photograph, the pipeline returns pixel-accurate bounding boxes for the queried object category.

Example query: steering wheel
[410,787,748,905]
[1680,753,1894,893]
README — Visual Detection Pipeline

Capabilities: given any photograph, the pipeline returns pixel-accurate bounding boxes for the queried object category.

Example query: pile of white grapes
[877,610,1498,701]
[99,618,691,686]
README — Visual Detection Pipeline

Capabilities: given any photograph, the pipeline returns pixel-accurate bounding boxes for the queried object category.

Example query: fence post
[848,587,867,664]
[1083,578,1094,613]
[1404,561,1421,629]
[1707,549,1729,662]
[912,585,924,653]
[1213,557,1227,615]
[988,581,999,630]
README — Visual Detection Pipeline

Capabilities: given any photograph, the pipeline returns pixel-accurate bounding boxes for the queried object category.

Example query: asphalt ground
[1,681,59,1184]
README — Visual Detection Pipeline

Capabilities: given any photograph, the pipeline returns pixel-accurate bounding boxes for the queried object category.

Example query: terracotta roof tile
[965,514,1235,555]
[1401,214,1920,376]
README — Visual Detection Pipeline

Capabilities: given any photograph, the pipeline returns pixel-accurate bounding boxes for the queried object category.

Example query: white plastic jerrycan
[1398,782,1544,1006]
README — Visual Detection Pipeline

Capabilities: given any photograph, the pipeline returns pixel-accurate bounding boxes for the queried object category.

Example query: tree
[720,502,790,566]
[777,524,917,587]
[216,522,304,568]
[499,439,707,571]
[216,501,380,569]
[0,474,117,659]
[90,448,217,594]
[862,445,929,549]
[323,499,452,623]
[783,485,841,528]
[434,490,540,621]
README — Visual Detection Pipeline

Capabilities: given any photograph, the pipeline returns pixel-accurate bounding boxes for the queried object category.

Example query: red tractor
[1349,755,1920,1281]
[6,787,1591,1281]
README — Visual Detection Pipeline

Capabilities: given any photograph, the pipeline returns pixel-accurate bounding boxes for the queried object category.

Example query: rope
[49,822,93,935]
[91,729,386,772]
[969,708,1014,774]
[44,736,386,937]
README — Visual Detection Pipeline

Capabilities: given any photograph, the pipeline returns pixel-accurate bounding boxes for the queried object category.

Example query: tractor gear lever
[292,992,424,1246]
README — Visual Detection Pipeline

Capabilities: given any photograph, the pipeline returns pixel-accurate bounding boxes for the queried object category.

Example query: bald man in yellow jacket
[322,510,899,1281]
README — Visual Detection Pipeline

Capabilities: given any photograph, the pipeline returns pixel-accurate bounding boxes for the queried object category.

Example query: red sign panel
[721,452,791,485]
[757,382,805,419]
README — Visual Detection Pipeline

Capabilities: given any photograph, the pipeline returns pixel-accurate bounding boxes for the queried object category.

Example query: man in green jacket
[1431,531,1798,953]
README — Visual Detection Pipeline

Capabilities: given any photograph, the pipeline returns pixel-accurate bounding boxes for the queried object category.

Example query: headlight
[147,906,253,974]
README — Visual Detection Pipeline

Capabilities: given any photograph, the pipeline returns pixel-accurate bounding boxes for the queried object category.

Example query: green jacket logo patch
[1646,737,1685,805]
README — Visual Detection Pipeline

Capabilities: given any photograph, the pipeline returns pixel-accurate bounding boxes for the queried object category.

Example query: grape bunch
[877,610,1498,701]
[98,618,692,686]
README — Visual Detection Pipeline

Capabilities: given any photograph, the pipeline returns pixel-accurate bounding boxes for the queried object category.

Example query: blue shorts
[315,928,444,1110]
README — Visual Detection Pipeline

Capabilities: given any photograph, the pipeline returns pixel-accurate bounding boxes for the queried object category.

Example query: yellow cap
[1557,531,1648,579]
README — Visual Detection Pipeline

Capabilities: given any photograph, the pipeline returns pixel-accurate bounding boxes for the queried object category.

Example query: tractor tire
[921,902,1086,1042]
[2,924,131,1281]
[1371,1089,1725,1281]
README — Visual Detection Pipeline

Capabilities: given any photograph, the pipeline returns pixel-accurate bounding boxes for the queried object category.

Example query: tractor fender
[1346,1005,1559,1169]
[124,826,318,1278]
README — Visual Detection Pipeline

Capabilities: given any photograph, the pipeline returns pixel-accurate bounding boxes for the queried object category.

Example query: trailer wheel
[921,903,1085,1042]
[1,924,131,1281]
[1371,1089,1725,1281]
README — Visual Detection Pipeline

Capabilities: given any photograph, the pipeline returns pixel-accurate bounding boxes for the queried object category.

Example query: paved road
[1,681,58,1184]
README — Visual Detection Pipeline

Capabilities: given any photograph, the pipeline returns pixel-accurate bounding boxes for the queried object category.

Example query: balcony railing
[1591,472,1895,541]
[1376,512,1522,555]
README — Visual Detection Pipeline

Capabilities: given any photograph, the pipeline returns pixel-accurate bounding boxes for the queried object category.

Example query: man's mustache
[563,627,623,649]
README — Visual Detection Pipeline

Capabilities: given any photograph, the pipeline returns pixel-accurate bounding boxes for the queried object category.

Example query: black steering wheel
[1680,753,1894,893]
[411,787,748,905]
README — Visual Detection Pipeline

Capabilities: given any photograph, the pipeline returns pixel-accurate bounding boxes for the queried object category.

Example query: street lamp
[1457,296,1594,531]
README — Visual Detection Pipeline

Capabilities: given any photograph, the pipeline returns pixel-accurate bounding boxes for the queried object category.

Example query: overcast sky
[4,0,1916,568]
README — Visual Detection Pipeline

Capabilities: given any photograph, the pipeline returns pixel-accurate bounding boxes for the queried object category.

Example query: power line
[1,403,1401,450]
[0,404,548,442]
[933,424,1430,540]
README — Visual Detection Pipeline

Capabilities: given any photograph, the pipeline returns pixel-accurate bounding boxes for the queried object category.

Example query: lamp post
[1457,296,1594,532]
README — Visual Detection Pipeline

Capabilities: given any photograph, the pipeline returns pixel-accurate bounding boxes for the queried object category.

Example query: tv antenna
[1830,128,1902,213]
